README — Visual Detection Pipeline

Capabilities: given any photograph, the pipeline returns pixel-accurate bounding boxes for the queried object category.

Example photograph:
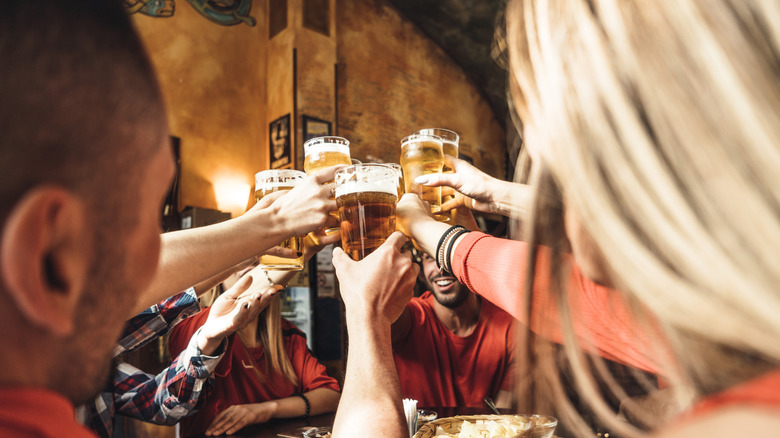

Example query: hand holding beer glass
[335,164,399,260]
[400,133,444,217]
[304,136,352,234]
[254,169,306,271]
[417,128,459,224]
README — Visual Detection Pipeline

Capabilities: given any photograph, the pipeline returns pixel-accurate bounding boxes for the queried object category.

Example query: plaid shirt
[82,289,226,438]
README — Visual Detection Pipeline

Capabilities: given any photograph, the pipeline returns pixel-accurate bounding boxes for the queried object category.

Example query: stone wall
[337,0,506,176]
[132,0,505,218]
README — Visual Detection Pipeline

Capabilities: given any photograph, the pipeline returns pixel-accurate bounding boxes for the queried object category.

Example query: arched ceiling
[386,0,509,128]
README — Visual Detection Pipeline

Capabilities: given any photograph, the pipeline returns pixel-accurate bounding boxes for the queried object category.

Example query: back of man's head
[0,0,171,405]
[0,0,165,208]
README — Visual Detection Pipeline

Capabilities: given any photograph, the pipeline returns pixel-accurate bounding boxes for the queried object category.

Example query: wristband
[443,228,470,273]
[436,225,468,271]
[292,392,310,420]
[436,225,467,271]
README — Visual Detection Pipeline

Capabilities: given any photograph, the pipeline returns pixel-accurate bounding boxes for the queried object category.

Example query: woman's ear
[0,186,92,337]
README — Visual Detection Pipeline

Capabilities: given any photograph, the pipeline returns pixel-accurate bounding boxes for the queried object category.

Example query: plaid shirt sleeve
[113,288,201,356]
[83,288,205,437]
[112,328,226,425]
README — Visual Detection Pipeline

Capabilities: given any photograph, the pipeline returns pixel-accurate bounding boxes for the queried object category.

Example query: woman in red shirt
[169,267,340,437]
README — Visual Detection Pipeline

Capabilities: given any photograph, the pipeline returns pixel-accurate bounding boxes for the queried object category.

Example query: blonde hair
[240,295,298,386]
[506,0,780,435]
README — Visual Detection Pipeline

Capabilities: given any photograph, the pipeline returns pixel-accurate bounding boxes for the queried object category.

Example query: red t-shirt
[392,292,518,407]
[687,369,780,417]
[453,232,780,421]
[169,308,340,437]
[0,387,94,437]
[452,231,660,373]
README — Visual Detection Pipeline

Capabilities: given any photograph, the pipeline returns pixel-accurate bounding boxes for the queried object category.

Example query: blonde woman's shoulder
[657,407,780,438]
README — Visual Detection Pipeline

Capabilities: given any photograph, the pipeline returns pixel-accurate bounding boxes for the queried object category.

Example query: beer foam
[335,180,398,198]
[256,182,296,190]
[305,143,349,155]
[401,134,441,148]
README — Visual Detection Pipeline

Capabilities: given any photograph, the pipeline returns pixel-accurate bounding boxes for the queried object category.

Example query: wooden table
[190,406,507,438]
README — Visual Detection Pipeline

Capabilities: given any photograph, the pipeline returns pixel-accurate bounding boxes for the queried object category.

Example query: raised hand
[196,272,280,355]
[269,166,343,236]
[415,156,532,218]
[332,231,418,325]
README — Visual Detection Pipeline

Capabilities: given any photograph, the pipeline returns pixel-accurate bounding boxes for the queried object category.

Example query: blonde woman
[332,0,780,437]
[169,264,340,437]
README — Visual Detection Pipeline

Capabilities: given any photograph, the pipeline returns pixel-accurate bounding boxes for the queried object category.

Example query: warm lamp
[213,177,251,218]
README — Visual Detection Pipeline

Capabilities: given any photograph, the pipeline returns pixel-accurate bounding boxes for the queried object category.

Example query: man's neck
[432,293,481,337]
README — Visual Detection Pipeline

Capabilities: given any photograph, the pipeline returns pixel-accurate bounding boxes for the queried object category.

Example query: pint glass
[382,163,404,197]
[335,164,399,261]
[400,134,444,215]
[303,136,352,173]
[417,128,459,224]
[254,169,306,270]
[303,136,352,233]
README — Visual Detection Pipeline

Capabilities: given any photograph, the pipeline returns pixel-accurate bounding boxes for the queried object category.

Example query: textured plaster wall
[132,2,269,217]
[131,0,506,219]
[337,0,506,177]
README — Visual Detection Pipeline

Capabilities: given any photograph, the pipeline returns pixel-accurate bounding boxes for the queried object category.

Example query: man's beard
[429,279,469,309]
[51,232,138,405]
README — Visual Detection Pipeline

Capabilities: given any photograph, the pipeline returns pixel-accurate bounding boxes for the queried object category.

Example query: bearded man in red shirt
[391,250,518,409]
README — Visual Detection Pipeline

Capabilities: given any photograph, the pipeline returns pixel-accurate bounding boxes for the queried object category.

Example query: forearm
[261,388,340,420]
[488,179,532,218]
[113,338,222,425]
[333,314,406,438]
[404,216,452,257]
[136,210,289,313]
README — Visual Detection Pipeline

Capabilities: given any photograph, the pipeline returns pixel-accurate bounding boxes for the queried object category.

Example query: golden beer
[382,163,404,197]
[335,164,398,261]
[304,136,351,233]
[303,136,352,174]
[254,169,306,271]
[400,134,444,214]
[417,128,459,224]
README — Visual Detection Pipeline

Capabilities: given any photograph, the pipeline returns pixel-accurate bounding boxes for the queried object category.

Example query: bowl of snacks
[417,409,439,428]
[413,414,557,438]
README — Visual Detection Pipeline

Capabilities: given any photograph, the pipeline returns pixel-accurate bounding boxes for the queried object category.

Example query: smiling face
[420,253,470,309]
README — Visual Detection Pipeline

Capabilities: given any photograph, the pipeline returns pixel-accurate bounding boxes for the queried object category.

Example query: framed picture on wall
[302,115,332,141]
[269,114,291,169]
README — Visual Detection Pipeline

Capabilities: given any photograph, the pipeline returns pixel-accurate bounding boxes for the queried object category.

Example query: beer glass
[303,136,352,173]
[400,133,444,216]
[254,169,306,270]
[417,128,459,224]
[382,163,404,197]
[303,136,351,233]
[335,164,399,261]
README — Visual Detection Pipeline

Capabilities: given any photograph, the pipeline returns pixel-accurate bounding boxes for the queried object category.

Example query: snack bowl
[413,414,529,438]
[523,415,557,438]
[413,414,557,438]
[417,409,438,428]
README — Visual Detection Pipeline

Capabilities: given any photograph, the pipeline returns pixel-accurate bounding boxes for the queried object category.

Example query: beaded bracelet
[262,270,287,289]
[436,225,468,272]
[436,225,467,271]
[292,392,310,420]
[443,228,470,273]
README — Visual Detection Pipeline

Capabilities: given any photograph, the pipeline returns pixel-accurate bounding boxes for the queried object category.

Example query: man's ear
[0,186,92,337]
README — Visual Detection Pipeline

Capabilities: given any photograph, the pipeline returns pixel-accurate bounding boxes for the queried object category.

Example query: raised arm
[331,232,419,438]
[135,167,342,313]
[396,194,661,374]
[417,156,533,218]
